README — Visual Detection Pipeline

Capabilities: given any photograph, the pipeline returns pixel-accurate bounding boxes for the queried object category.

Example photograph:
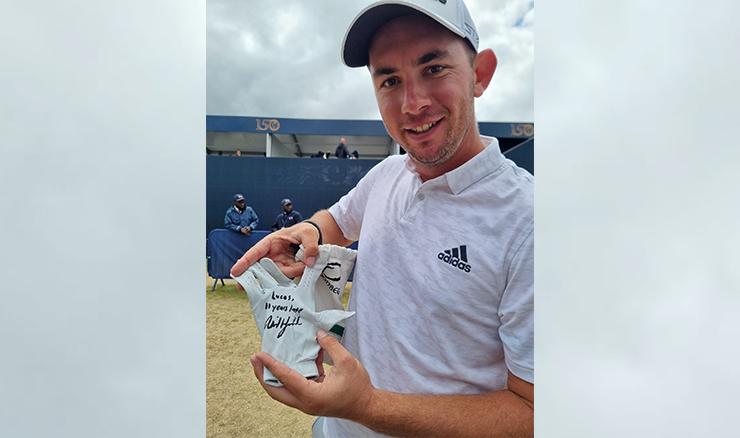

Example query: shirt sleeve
[498,228,534,384]
[224,209,240,232]
[247,207,259,230]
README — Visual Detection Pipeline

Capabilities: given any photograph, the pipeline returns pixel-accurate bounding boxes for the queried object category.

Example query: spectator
[224,194,258,236]
[271,198,304,232]
[335,138,350,158]
[235,149,242,156]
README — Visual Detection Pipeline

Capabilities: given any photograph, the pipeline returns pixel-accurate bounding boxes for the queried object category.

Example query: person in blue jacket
[271,198,304,232]
[224,194,259,236]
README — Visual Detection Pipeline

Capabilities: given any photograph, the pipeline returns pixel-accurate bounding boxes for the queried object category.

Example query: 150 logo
[256,118,280,131]
[510,123,533,137]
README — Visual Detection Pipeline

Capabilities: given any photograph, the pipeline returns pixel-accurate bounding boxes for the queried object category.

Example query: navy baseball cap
[234,194,245,201]
[281,198,292,206]
[341,0,480,68]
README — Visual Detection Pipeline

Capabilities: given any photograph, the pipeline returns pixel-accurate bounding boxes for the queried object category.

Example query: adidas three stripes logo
[437,245,472,273]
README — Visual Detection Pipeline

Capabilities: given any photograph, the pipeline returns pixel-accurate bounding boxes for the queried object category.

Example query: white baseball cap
[341,0,480,68]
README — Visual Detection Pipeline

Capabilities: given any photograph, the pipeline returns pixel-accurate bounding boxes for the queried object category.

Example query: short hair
[463,40,476,67]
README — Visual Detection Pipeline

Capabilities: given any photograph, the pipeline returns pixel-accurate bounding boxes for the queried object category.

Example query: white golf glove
[295,244,357,333]
[231,249,355,387]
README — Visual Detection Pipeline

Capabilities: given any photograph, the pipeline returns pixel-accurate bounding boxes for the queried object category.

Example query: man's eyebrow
[371,50,450,79]
[372,67,396,79]
[416,50,450,66]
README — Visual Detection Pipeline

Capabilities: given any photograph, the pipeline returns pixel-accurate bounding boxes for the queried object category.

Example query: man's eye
[428,65,444,74]
[382,78,398,87]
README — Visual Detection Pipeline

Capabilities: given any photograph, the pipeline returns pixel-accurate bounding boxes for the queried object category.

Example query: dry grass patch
[207,275,351,438]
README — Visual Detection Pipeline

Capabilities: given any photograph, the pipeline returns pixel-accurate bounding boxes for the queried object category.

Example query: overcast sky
[207,0,534,122]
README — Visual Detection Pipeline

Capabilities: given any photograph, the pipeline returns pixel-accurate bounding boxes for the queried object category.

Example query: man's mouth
[408,120,439,133]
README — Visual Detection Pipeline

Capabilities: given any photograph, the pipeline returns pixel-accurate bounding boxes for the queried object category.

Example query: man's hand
[241,226,252,236]
[231,221,321,284]
[250,330,376,422]
[252,331,534,437]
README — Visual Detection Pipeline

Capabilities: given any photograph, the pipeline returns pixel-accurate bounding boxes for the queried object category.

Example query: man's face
[283,203,292,213]
[368,15,478,172]
[234,199,245,209]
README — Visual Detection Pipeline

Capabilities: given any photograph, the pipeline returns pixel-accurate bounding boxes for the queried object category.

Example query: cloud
[207,0,534,122]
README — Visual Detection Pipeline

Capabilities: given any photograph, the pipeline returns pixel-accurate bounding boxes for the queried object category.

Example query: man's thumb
[317,330,345,359]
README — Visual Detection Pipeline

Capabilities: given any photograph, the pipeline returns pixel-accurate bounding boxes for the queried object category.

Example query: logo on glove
[320,262,344,295]
[437,245,472,273]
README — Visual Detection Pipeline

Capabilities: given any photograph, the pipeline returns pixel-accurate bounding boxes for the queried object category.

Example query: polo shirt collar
[403,136,505,195]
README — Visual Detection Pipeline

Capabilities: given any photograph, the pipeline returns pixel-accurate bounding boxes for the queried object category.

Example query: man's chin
[406,147,456,169]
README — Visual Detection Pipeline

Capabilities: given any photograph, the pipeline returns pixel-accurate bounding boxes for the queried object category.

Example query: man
[335,138,350,158]
[271,198,304,232]
[231,1,533,436]
[224,194,258,236]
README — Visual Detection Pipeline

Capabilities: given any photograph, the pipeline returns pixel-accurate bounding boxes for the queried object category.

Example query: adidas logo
[437,245,472,273]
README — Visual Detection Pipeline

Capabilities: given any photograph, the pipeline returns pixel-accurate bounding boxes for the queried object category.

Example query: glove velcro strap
[263,360,320,387]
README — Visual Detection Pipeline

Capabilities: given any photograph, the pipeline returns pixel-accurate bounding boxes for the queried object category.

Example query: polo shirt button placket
[417,193,425,201]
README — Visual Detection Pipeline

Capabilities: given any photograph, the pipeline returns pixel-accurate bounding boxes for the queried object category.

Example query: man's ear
[473,49,497,98]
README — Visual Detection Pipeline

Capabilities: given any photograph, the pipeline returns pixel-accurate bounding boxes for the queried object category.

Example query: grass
[206,275,351,438]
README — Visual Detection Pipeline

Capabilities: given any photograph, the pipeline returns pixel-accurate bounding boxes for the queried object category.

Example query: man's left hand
[250,330,376,421]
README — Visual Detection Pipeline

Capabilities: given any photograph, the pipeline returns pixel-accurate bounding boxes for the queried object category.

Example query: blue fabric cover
[207,229,270,280]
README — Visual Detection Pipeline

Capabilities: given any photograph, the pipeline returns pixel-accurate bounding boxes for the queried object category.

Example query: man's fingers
[316,330,349,364]
[253,353,311,410]
[293,222,321,267]
[250,355,304,409]
[231,237,272,276]
[315,348,325,378]
[255,352,311,390]
[278,262,308,279]
[250,355,265,380]
[302,244,319,267]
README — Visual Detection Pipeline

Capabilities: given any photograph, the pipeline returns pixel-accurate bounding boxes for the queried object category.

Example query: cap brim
[341,1,466,68]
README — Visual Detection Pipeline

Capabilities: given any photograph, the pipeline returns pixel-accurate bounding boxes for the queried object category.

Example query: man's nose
[401,78,431,114]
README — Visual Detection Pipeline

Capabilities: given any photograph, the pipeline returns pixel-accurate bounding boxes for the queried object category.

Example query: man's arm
[246,207,259,230]
[271,214,280,232]
[251,332,534,438]
[224,210,240,232]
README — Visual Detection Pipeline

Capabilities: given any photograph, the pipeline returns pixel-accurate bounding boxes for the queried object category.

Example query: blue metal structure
[206,115,533,152]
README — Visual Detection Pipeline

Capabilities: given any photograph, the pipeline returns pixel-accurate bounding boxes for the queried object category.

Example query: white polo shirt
[325,136,534,438]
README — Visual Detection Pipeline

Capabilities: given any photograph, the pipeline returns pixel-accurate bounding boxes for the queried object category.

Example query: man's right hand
[241,226,252,236]
[231,221,321,286]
